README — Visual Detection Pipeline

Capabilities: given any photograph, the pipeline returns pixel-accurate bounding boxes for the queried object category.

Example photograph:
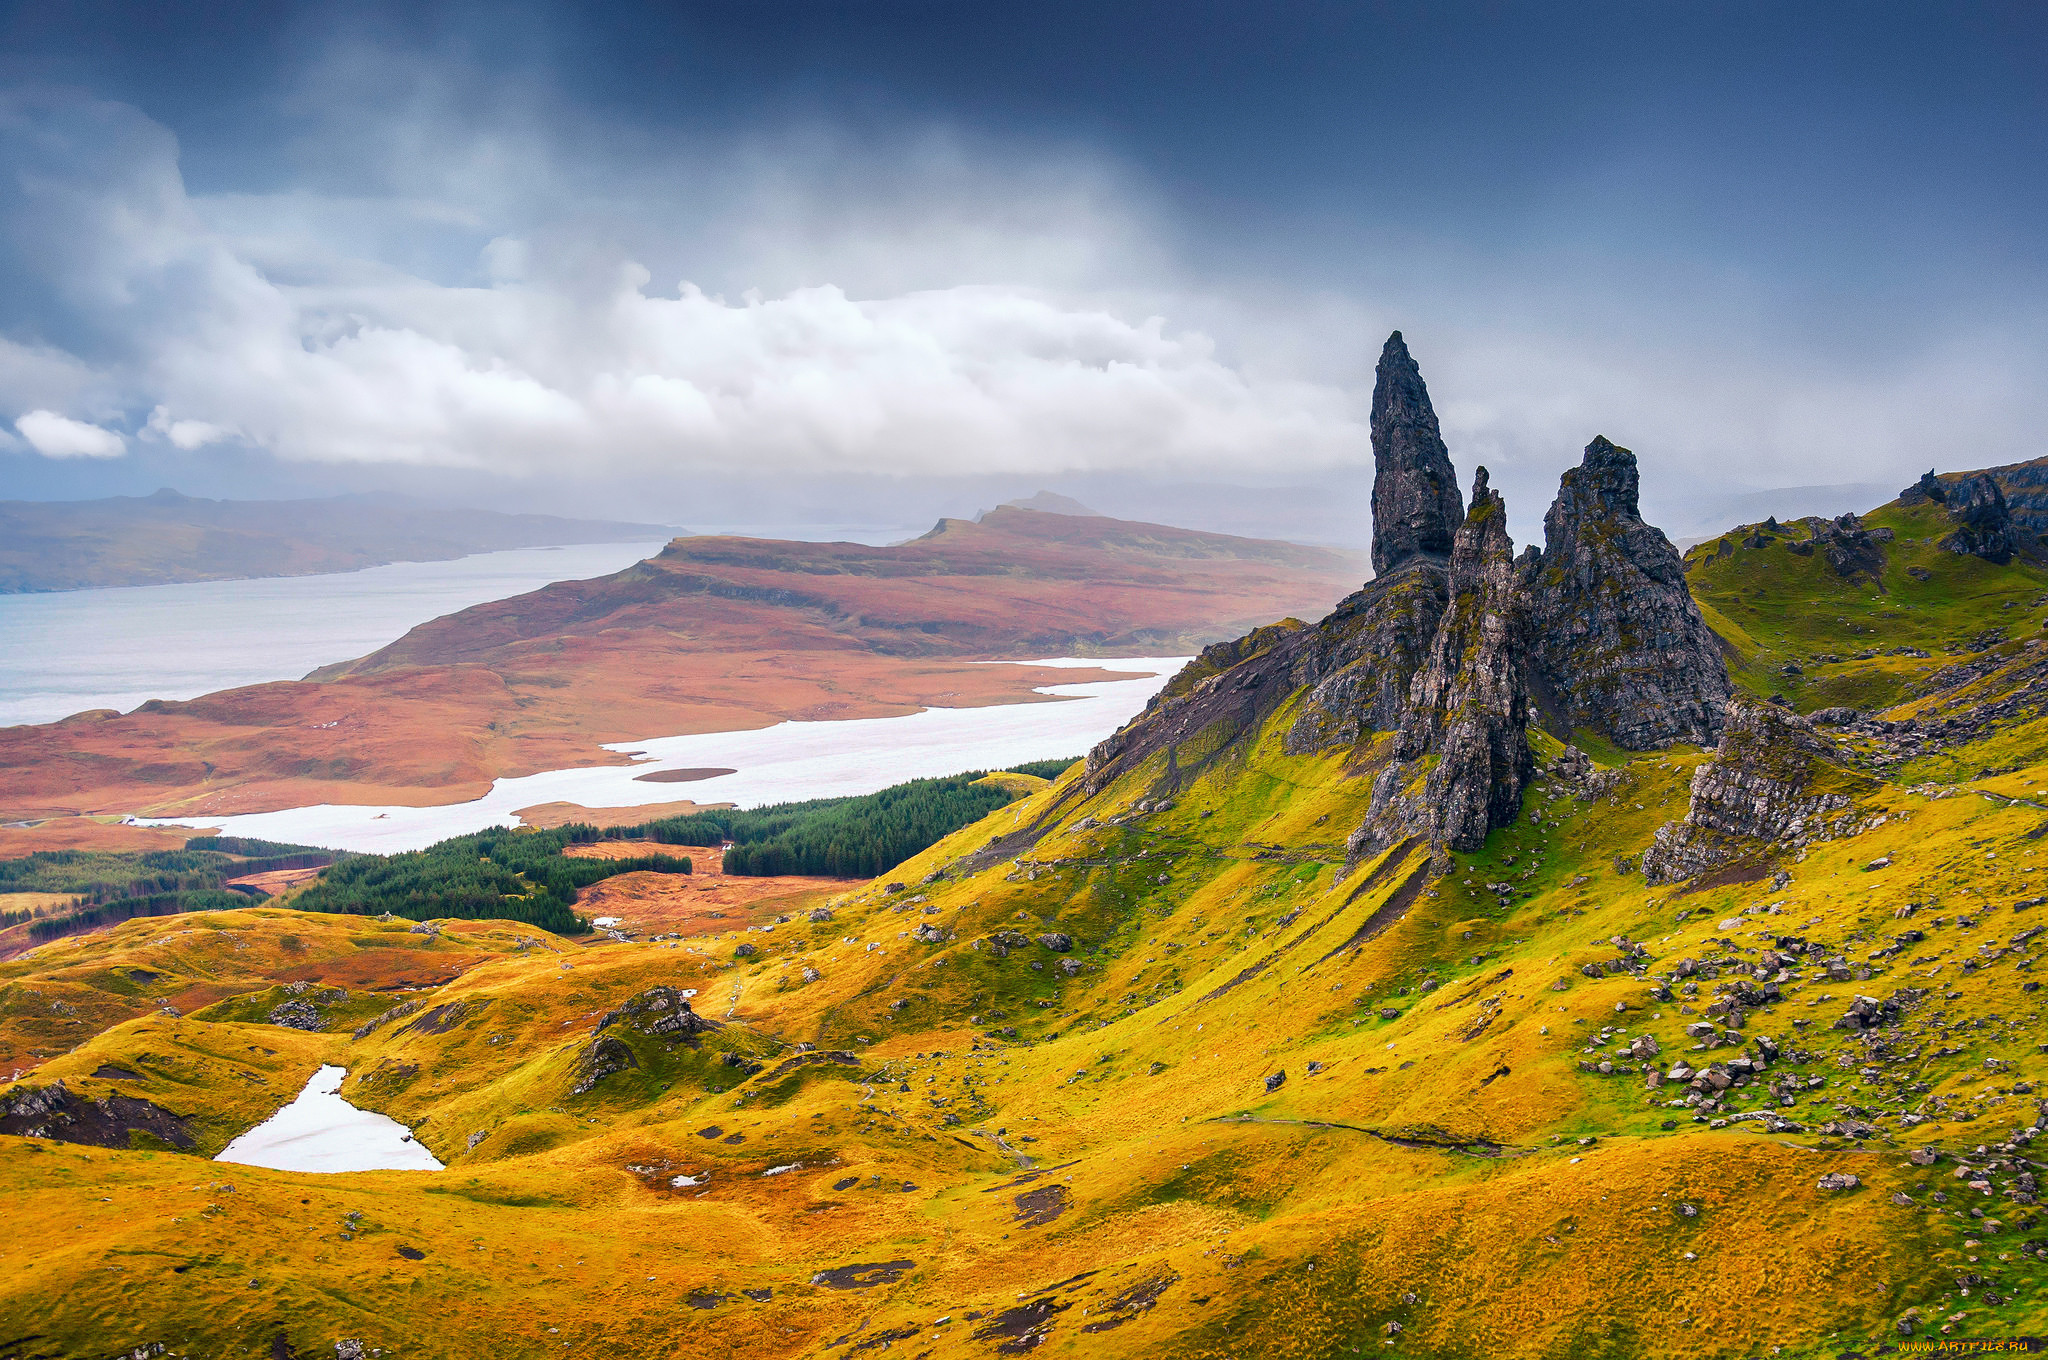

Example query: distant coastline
[0,487,682,593]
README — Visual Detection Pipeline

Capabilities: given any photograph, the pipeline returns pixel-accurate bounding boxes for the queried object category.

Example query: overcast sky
[0,1,2042,544]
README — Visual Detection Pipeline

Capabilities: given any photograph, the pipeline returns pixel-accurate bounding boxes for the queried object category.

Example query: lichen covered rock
[1941,473,2018,563]
[1642,698,1876,884]
[1389,468,1534,851]
[1523,436,1730,749]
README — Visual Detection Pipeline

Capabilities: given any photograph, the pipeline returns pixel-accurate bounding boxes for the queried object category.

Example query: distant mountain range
[0,488,681,592]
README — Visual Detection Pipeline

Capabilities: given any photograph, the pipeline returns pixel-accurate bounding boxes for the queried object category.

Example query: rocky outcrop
[1641,698,1876,885]
[1087,334,1462,785]
[1898,470,1947,508]
[1787,513,1891,579]
[1390,469,1533,851]
[596,986,717,1040]
[1345,469,1532,857]
[1899,467,2024,563]
[1370,331,1464,576]
[0,1079,195,1150]
[1522,437,1730,749]
[569,1036,638,1096]
[1941,474,2017,563]
[1282,565,1449,754]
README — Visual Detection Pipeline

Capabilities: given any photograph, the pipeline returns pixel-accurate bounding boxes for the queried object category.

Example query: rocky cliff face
[1281,566,1448,755]
[1387,469,1534,851]
[1522,437,1732,749]
[1369,331,1465,577]
[1941,474,2018,564]
[1089,335,1745,860]
[1898,468,2023,563]
[1641,698,1875,885]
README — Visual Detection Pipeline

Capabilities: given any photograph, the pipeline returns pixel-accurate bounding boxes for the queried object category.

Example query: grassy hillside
[3,506,2048,1357]
[1682,501,2048,714]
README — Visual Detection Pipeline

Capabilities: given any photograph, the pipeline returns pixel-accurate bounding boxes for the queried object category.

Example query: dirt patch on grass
[810,1260,915,1290]
[1013,1183,1071,1227]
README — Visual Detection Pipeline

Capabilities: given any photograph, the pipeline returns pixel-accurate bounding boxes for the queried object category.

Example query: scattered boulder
[1817,1172,1862,1192]
[1265,1070,1287,1093]
[1036,932,1074,952]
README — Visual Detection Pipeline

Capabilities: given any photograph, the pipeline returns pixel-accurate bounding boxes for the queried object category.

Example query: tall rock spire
[1522,436,1731,749]
[1391,467,1533,851]
[1370,331,1465,576]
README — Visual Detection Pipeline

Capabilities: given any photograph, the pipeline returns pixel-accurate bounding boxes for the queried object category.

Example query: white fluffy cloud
[15,409,125,458]
[0,93,1366,481]
[143,405,231,450]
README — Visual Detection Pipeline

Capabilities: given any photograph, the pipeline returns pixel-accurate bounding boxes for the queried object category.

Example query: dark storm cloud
[0,1,2042,542]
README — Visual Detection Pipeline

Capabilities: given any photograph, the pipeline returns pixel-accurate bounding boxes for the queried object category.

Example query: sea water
[0,542,668,727]
[144,657,1189,854]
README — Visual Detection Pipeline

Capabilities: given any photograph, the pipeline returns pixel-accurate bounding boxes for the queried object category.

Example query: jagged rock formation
[597,986,717,1039]
[1369,331,1464,576]
[1787,513,1892,579]
[1941,474,2017,563]
[0,1079,194,1149]
[1897,470,1947,508]
[1089,335,1546,858]
[1281,567,1449,754]
[1386,469,1533,851]
[1521,437,1731,749]
[1086,333,1461,789]
[1898,468,2022,563]
[1641,698,1877,885]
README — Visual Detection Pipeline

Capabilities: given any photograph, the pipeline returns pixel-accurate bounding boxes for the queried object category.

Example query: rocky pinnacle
[1393,467,1533,851]
[1522,436,1731,749]
[1370,331,1465,577]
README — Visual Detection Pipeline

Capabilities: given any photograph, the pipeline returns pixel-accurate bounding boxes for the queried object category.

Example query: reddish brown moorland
[0,508,1365,847]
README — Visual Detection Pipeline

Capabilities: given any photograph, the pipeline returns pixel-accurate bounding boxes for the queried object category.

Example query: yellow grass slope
[8,525,2048,1354]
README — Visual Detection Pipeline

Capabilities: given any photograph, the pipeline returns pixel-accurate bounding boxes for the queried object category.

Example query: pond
[215,1065,443,1173]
